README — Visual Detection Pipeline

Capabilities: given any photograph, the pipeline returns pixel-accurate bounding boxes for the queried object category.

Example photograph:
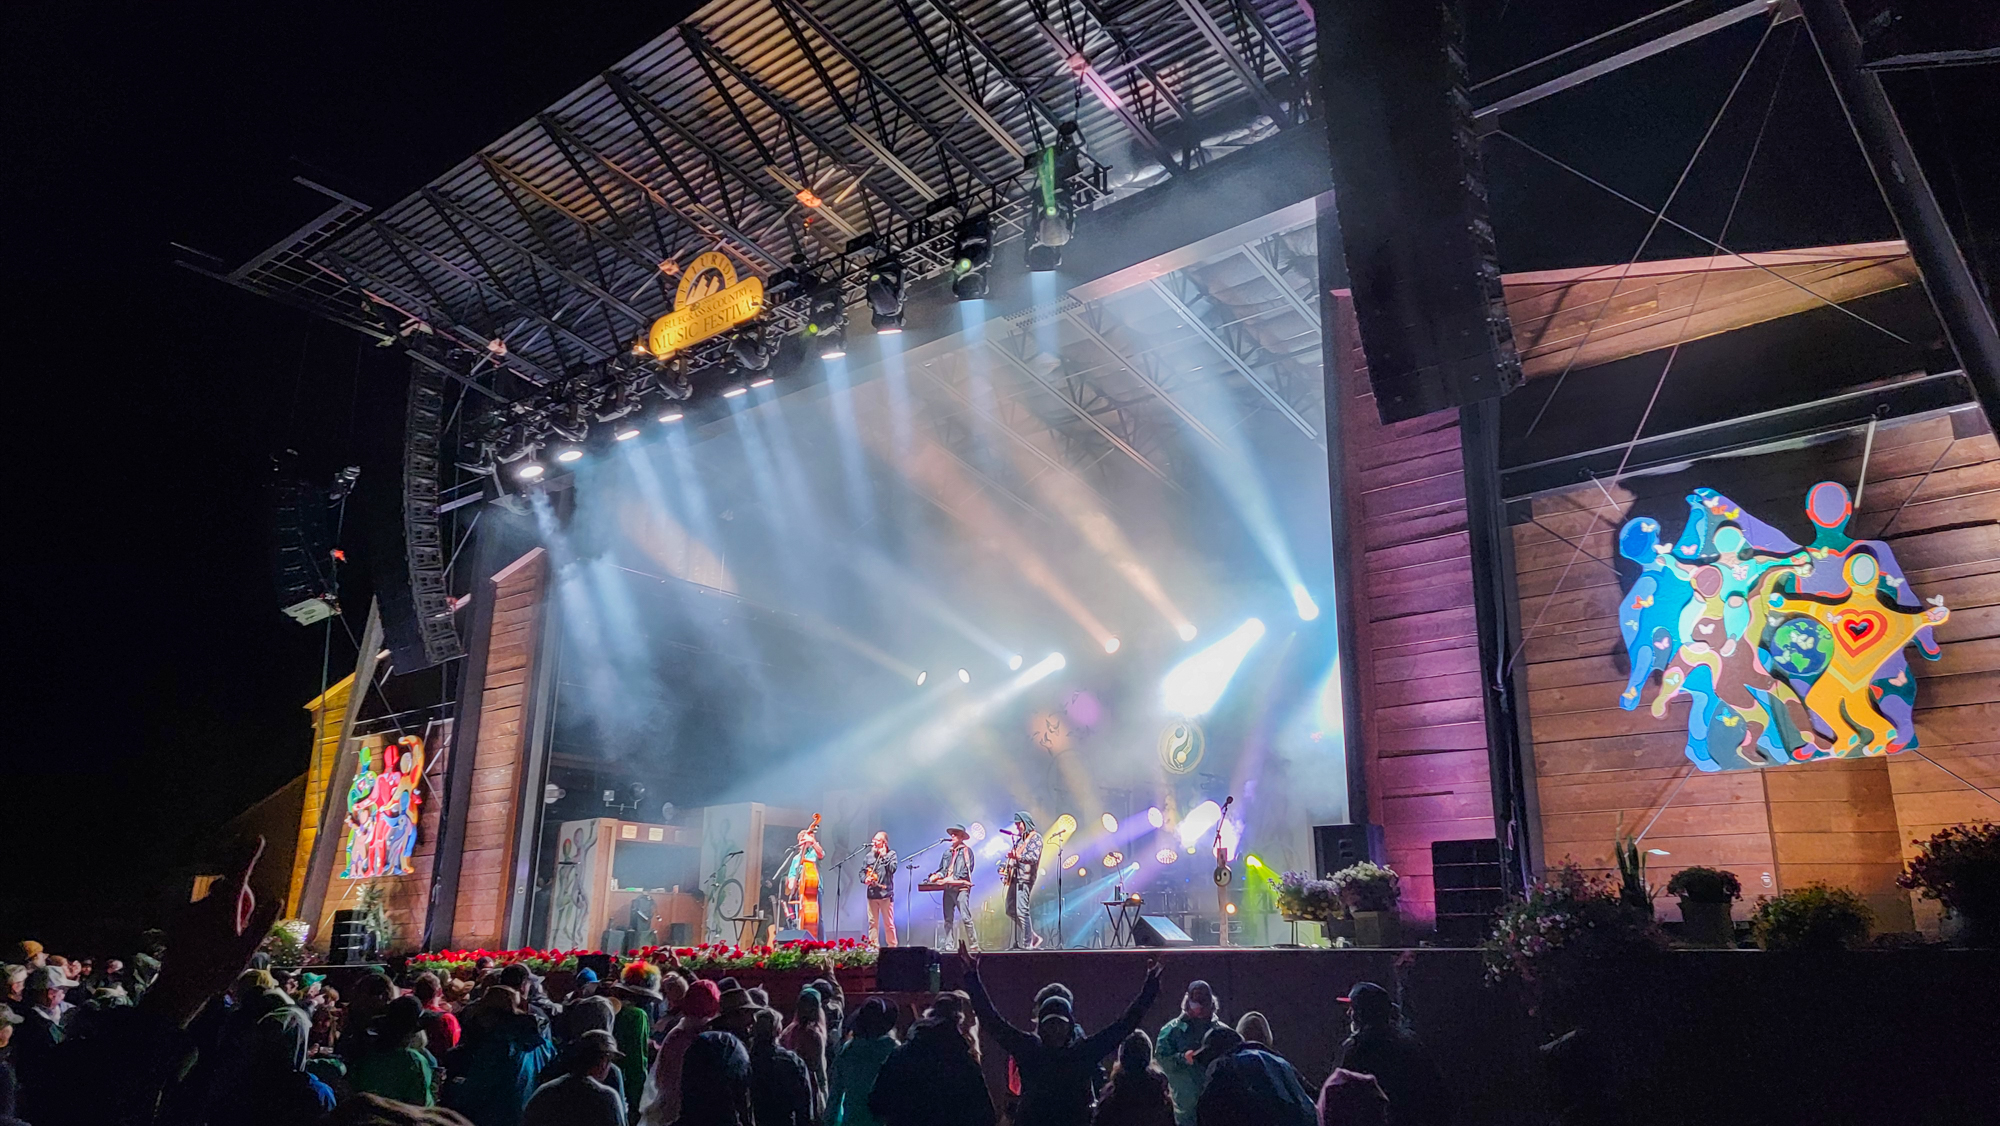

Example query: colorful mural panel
[1616,483,1949,772]
[338,735,426,878]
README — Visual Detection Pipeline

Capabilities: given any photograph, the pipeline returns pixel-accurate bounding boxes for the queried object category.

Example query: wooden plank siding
[1332,298,1497,922]
[1510,407,2000,930]
[312,723,451,953]
[289,674,356,918]
[449,550,550,949]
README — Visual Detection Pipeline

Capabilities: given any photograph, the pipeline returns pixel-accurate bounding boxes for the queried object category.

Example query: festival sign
[647,251,764,357]
[338,735,426,878]
[1616,482,1949,772]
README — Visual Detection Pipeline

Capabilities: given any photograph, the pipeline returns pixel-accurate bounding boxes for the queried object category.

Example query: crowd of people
[0,841,1463,1126]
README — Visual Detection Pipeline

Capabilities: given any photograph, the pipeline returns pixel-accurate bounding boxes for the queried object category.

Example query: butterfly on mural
[1616,482,1948,772]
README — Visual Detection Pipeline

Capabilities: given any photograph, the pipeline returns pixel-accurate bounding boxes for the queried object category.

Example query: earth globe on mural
[1158,720,1205,775]
[1770,617,1833,680]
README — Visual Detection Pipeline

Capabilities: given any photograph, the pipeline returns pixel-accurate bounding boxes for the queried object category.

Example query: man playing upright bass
[862,831,898,948]
[1002,811,1043,949]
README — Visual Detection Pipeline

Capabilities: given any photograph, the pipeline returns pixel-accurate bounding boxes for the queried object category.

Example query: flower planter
[1677,899,1735,948]
[1352,910,1400,948]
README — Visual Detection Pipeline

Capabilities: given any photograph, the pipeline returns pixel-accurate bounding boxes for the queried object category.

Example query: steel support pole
[1798,0,2000,434]
[1459,398,1539,895]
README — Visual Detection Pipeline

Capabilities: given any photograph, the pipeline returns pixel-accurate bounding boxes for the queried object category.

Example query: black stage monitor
[1132,916,1194,948]
[773,928,814,945]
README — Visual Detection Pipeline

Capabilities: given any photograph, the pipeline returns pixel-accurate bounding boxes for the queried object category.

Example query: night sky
[3,1,1990,953]
[2,0,700,950]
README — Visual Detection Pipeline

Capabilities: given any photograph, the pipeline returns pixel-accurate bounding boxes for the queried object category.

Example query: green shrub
[1750,883,1873,952]
[1897,822,2000,944]
[1485,862,1666,989]
[1665,866,1742,905]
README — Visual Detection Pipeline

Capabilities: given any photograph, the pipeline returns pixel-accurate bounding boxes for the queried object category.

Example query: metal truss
[1148,245,1326,448]
[198,0,1320,411]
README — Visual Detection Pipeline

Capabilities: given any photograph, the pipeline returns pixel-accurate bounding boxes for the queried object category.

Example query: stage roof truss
[207,0,1318,397]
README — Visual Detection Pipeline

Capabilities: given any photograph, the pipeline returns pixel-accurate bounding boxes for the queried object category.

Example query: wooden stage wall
[1510,408,2000,929]
[449,547,551,949]
[1331,298,1498,922]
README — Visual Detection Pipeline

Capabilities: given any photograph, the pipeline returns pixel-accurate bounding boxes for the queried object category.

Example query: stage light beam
[657,410,684,423]
[722,386,748,398]
[915,670,928,686]
[555,447,585,464]
[1291,584,1320,621]
[1008,654,1024,671]
[1146,806,1164,829]
[517,462,546,481]
[613,424,642,441]
[1178,800,1223,850]
[1178,623,1198,641]
[957,668,971,683]
[1100,813,1119,833]
[1103,637,1121,654]
[1161,618,1267,716]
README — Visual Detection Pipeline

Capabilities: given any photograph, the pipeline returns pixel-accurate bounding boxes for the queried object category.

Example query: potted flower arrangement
[1329,862,1402,947]
[1897,821,2000,947]
[261,919,313,968]
[1271,871,1347,941]
[1484,861,1666,1015]
[1749,883,1873,952]
[1664,866,1741,947]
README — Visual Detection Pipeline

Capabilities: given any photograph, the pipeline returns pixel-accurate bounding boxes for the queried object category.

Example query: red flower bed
[408,937,877,978]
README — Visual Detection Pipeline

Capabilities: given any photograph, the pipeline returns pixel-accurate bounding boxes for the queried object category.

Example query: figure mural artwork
[1616,483,1949,772]
[338,735,426,878]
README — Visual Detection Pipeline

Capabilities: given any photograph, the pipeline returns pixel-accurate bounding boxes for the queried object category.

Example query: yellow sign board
[647,251,764,357]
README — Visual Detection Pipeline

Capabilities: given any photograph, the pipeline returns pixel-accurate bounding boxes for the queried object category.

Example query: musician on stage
[862,831,898,948]
[930,824,976,951]
[1002,810,1044,949]
[781,817,826,938]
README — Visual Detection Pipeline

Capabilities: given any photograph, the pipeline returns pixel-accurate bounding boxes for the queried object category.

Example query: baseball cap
[26,966,78,992]
[1337,981,1390,1006]
[1192,1024,1244,1065]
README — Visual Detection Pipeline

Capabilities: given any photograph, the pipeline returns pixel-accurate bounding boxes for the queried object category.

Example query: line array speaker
[1318,0,1522,423]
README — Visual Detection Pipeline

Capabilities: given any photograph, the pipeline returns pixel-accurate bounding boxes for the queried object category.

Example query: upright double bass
[783,813,826,937]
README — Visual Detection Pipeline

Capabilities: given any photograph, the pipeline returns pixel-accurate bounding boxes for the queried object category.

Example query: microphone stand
[1054,848,1065,949]
[900,837,949,946]
[829,841,871,943]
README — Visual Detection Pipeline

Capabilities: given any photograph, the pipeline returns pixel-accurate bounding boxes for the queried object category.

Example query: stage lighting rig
[867,256,906,333]
[1026,123,1082,272]
[730,326,776,371]
[951,214,992,300]
[807,277,847,359]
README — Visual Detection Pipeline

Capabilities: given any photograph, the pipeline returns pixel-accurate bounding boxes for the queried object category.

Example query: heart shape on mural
[1832,610,1885,656]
